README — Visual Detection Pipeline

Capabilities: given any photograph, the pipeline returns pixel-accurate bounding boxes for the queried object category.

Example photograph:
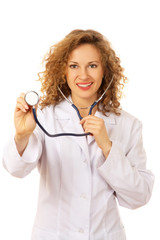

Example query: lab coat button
[78,228,84,233]
[80,193,87,199]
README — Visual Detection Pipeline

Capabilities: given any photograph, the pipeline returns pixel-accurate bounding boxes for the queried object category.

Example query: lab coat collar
[55,96,117,122]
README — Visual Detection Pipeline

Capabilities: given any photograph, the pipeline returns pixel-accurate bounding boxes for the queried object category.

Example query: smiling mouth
[76,82,93,88]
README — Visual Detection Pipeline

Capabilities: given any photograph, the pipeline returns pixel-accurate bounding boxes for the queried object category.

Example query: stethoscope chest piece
[25,91,39,106]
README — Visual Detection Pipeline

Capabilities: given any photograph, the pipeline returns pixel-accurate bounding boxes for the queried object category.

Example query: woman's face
[66,44,104,104]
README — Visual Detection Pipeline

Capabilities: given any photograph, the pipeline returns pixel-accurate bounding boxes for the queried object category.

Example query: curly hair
[39,29,127,115]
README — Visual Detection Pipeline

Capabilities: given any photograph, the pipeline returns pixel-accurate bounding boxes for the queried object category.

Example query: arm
[3,93,44,178]
[3,131,43,178]
[97,120,154,209]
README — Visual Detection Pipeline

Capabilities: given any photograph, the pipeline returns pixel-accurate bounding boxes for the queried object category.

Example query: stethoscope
[24,76,114,137]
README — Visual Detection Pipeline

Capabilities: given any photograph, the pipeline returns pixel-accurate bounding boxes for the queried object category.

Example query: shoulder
[111,109,143,139]
[38,104,54,116]
[38,100,71,119]
[102,110,143,150]
[116,109,142,126]
[117,110,142,130]
[100,109,143,135]
[99,108,141,126]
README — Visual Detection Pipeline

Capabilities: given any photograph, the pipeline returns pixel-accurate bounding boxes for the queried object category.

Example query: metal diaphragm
[25,91,39,106]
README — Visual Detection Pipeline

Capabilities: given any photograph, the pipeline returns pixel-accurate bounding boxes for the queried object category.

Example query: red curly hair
[39,29,127,115]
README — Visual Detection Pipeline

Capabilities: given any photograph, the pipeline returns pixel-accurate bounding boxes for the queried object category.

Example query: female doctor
[3,29,154,240]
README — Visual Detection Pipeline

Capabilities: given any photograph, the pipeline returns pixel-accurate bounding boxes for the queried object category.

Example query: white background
[0,0,159,239]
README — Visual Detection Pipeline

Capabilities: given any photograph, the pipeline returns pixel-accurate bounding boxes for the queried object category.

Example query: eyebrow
[68,61,100,64]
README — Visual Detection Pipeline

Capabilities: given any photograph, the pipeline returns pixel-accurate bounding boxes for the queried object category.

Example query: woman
[3,29,154,240]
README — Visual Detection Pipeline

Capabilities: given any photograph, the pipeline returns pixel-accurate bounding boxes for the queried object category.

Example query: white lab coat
[3,98,154,240]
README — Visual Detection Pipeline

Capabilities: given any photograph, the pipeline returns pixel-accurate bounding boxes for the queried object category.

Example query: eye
[69,64,78,69]
[89,64,97,68]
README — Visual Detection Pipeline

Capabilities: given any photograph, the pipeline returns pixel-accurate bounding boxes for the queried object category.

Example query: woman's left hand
[80,115,112,158]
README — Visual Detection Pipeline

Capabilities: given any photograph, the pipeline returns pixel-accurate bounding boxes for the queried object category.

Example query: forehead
[68,44,101,61]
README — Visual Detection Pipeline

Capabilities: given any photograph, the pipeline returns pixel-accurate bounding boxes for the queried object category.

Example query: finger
[20,92,25,98]
[82,119,106,135]
[17,96,29,110]
[20,92,29,106]
[81,119,103,129]
[17,97,29,107]
[83,122,96,131]
[15,102,29,113]
[80,115,99,124]
[84,127,99,137]
[83,124,100,133]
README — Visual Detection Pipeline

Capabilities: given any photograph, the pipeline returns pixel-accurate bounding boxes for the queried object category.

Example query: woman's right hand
[14,93,37,155]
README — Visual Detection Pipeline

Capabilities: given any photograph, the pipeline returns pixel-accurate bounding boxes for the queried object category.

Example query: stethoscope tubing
[71,101,97,120]
[27,75,114,137]
[32,107,91,137]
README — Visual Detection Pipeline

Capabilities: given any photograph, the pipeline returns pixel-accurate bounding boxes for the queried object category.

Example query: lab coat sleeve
[97,120,154,209]
[3,132,43,178]
[3,108,44,178]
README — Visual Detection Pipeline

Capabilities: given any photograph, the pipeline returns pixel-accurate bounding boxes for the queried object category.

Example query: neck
[79,106,97,118]
[71,95,98,118]
[71,94,97,109]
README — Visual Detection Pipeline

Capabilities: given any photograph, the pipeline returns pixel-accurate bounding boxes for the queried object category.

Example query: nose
[79,67,89,80]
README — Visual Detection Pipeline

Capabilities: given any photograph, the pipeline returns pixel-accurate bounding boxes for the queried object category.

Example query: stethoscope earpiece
[25,91,40,106]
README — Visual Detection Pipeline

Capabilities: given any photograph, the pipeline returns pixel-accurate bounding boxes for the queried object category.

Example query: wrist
[102,140,112,158]
[14,133,31,156]
[15,132,31,142]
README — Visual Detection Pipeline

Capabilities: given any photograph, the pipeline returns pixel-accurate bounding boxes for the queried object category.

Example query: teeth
[77,83,92,87]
